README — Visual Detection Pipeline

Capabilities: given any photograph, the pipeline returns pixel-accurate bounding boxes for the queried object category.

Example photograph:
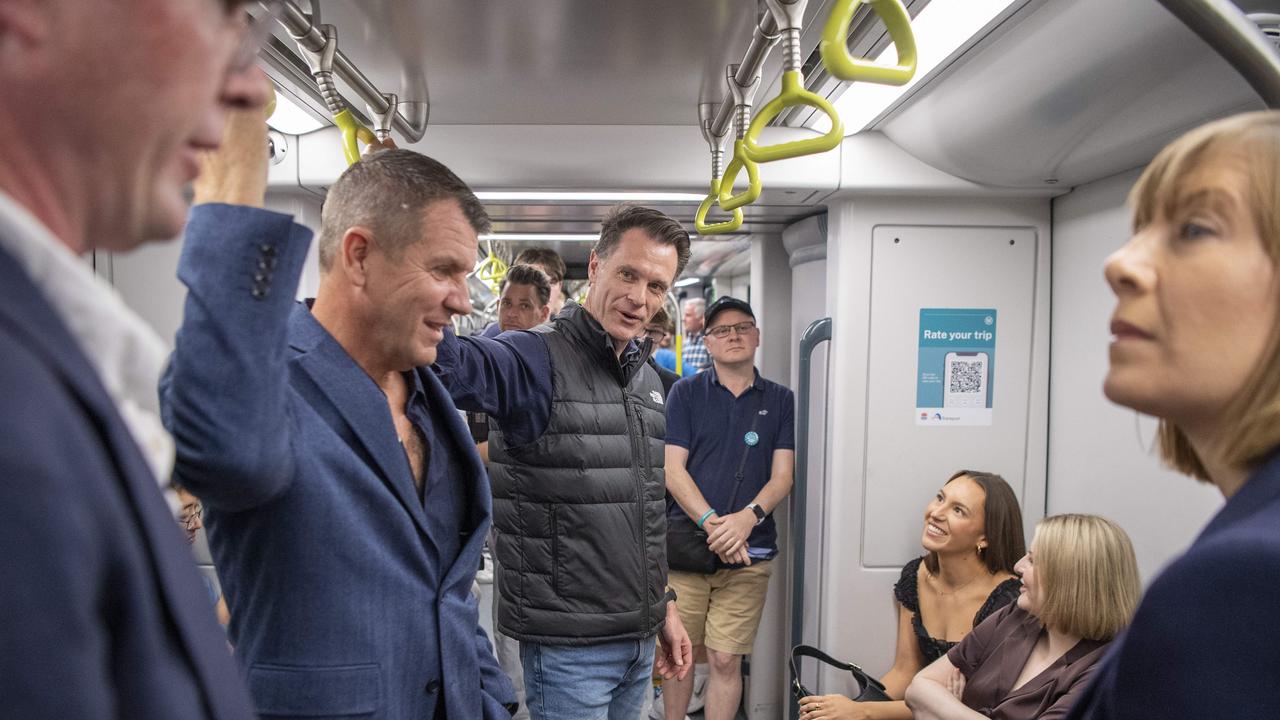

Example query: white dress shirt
[0,191,174,489]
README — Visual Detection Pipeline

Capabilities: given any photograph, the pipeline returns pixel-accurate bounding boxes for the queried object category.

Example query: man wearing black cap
[661,296,796,720]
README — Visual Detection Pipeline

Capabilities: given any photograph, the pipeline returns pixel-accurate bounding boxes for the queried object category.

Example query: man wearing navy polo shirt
[662,296,796,720]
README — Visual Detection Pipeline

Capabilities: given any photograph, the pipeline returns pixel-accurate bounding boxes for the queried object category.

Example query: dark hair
[318,149,489,272]
[500,264,552,307]
[513,247,567,285]
[924,469,1026,575]
[594,204,692,280]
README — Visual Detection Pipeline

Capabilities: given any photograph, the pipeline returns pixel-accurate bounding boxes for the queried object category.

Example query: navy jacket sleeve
[431,327,553,447]
[160,203,312,511]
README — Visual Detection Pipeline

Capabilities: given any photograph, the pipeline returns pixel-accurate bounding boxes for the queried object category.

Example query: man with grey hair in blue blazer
[160,120,515,717]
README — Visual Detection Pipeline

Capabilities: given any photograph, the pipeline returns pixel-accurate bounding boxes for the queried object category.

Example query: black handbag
[664,396,764,575]
[790,644,891,704]
[665,512,717,573]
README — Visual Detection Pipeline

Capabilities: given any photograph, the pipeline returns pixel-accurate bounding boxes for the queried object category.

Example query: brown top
[947,604,1109,720]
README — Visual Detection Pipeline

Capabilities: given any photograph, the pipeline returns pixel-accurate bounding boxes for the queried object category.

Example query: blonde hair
[1129,111,1280,480]
[1032,514,1140,642]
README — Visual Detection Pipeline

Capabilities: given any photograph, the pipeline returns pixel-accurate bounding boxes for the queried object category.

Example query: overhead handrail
[743,0,845,164]
[820,0,918,85]
[694,104,744,235]
[1156,0,1280,107]
[718,64,765,212]
[710,15,781,141]
[269,0,429,142]
[789,316,832,720]
[291,22,378,165]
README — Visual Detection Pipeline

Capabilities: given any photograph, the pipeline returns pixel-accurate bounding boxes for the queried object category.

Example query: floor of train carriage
[476,548,751,720]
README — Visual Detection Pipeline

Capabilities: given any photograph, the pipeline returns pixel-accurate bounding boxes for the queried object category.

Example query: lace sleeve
[973,577,1021,627]
[894,556,924,612]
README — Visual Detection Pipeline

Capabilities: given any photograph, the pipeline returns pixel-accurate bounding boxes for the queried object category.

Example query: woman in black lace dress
[799,470,1026,720]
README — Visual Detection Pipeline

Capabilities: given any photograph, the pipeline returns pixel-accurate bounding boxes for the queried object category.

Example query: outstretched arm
[431,328,552,447]
[160,109,311,511]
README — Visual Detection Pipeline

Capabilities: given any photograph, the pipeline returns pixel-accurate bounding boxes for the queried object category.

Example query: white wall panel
[1048,168,1221,582]
[863,226,1039,567]
[817,195,1050,692]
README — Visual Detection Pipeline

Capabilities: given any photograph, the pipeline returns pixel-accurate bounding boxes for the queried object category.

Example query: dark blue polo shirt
[665,366,795,556]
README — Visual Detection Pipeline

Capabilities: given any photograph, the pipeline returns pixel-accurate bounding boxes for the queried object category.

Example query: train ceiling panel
[877,0,1266,188]
[273,0,836,126]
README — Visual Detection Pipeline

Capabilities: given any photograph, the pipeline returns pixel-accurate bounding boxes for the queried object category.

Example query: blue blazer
[1066,449,1280,719]
[0,247,256,719]
[160,204,513,719]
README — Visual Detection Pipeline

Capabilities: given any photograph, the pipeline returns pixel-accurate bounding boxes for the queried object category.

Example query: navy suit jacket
[1066,449,1280,719]
[160,204,513,719]
[0,246,256,719]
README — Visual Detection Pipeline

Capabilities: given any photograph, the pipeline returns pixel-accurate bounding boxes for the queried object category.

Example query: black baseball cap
[704,296,755,328]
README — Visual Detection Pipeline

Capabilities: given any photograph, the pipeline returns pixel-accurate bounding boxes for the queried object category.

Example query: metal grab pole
[789,316,831,720]
[710,13,781,140]
[268,0,430,142]
[1156,0,1280,107]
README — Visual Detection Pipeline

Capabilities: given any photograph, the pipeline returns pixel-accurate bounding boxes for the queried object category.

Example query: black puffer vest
[488,303,668,645]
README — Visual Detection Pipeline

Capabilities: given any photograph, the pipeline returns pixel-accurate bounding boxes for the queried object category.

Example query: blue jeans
[521,638,656,720]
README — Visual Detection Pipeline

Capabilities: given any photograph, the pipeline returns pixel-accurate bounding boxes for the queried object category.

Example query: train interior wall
[93,141,1230,718]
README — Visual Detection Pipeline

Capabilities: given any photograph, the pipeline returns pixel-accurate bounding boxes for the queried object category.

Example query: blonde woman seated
[904,514,1140,720]
[799,471,1025,720]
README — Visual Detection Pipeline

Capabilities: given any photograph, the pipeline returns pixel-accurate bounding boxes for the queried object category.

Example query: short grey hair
[593,204,692,280]
[318,149,489,273]
[683,297,706,316]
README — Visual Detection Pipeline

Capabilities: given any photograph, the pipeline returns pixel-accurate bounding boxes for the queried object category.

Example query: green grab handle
[696,178,744,234]
[718,139,762,211]
[820,0,917,85]
[334,109,378,166]
[742,71,844,164]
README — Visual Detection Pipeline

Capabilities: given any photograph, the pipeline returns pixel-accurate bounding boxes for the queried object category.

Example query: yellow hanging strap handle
[718,64,767,212]
[333,109,378,166]
[694,107,743,235]
[294,23,383,166]
[820,0,917,85]
[472,236,509,295]
[742,0,844,164]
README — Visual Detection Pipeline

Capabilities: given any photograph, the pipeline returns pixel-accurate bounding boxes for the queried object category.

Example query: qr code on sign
[949,361,983,393]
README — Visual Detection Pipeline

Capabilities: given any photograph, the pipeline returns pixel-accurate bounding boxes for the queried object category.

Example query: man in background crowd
[681,297,710,374]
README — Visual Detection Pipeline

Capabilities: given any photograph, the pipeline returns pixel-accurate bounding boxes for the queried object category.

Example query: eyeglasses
[229,0,285,74]
[706,321,757,339]
[642,327,667,342]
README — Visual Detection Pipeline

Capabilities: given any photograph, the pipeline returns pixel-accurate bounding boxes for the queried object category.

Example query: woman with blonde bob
[1065,111,1280,719]
[905,515,1140,720]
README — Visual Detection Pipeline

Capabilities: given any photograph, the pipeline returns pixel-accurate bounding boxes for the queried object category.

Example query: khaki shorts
[667,561,774,655]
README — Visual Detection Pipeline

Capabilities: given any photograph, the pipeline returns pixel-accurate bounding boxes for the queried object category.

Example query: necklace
[926,569,981,596]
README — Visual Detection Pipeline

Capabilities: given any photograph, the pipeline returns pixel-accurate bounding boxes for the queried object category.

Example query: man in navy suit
[160,120,516,716]
[0,1,270,717]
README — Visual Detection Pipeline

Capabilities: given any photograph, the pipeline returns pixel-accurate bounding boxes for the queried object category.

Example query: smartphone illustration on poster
[943,351,989,408]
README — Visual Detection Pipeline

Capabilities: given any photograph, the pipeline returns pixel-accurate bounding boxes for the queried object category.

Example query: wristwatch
[746,503,767,526]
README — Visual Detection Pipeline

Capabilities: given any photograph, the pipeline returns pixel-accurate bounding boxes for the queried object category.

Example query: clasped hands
[703,509,754,566]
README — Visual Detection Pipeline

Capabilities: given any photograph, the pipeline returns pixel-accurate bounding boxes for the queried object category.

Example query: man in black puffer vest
[433,205,694,719]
